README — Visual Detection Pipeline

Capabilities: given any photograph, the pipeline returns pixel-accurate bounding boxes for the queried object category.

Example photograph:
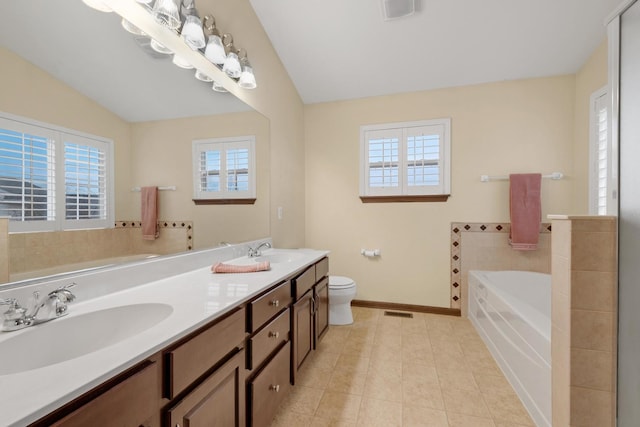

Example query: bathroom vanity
[0,242,329,427]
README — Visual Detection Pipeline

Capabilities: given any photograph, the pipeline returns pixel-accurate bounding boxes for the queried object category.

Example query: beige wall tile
[570,348,613,391]
[570,270,616,312]
[570,231,616,272]
[571,309,614,351]
[571,218,616,233]
[570,386,612,427]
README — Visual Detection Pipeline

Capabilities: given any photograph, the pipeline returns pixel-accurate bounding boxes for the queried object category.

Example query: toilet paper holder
[361,249,381,257]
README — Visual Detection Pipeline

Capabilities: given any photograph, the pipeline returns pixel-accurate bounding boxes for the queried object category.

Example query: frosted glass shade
[223,52,241,78]
[195,69,213,82]
[204,35,226,65]
[212,81,228,93]
[122,18,145,36]
[172,54,194,69]
[239,64,257,89]
[181,15,206,50]
[152,0,181,30]
[150,39,172,54]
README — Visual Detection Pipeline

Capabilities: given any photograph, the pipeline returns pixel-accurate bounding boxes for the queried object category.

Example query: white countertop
[0,246,328,426]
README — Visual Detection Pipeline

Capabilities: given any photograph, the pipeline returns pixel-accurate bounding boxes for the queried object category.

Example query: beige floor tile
[402,347,437,366]
[466,355,503,377]
[310,349,341,371]
[434,352,468,373]
[403,406,449,426]
[446,412,496,427]
[402,363,439,386]
[327,368,367,395]
[357,397,403,427]
[473,373,512,394]
[363,371,404,402]
[311,417,357,427]
[270,410,315,427]
[401,318,428,335]
[441,388,491,418]
[482,390,534,426]
[335,353,371,374]
[315,391,362,422]
[283,385,325,416]
[402,378,445,411]
[437,369,478,391]
[373,332,403,347]
[295,363,333,390]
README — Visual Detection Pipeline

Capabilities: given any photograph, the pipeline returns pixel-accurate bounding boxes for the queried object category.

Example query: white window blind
[0,113,114,232]
[589,88,611,215]
[192,136,256,200]
[360,119,450,198]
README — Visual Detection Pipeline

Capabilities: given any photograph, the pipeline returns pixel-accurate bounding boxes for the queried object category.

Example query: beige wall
[304,76,576,308]
[130,112,270,249]
[572,40,609,214]
[0,47,132,218]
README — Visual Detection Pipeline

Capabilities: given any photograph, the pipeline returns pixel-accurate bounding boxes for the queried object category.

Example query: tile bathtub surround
[550,216,617,427]
[450,222,552,315]
[270,307,534,427]
[0,218,9,282]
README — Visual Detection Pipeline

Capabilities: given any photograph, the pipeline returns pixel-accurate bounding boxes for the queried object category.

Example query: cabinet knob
[269,299,280,307]
[269,384,280,392]
[268,331,280,339]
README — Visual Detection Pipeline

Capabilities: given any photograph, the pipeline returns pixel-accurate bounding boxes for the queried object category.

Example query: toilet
[328,276,357,325]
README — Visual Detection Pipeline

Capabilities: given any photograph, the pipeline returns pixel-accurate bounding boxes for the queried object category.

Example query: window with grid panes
[360,119,451,201]
[0,112,113,232]
[192,136,256,201]
[589,88,613,215]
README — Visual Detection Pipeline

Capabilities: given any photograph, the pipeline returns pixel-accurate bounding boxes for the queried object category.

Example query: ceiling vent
[381,0,415,20]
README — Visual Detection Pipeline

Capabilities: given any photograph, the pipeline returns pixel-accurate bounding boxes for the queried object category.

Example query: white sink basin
[254,251,304,264]
[0,303,173,375]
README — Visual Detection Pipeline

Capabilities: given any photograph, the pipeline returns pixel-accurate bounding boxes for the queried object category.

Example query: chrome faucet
[248,242,271,257]
[0,283,76,332]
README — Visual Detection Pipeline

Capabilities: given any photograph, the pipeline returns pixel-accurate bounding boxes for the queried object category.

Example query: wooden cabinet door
[315,277,329,344]
[166,349,245,427]
[248,342,291,427]
[291,290,313,384]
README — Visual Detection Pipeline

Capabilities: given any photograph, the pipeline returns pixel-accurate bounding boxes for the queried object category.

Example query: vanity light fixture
[195,69,214,82]
[203,16,226,65]
[222,34,242,78]
[238,53,257,89]
[181,15,206,49]
[172,53,194,69]
[212,81,229,93]
[121,18,146,35]
[150,38,173,54]
[82,0,113,13]
[152,0,181,30]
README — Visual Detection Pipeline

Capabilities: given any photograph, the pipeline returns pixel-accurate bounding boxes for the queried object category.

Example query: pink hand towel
[211,262,271,273]
[141,186,159,240]
[509,173,542,251]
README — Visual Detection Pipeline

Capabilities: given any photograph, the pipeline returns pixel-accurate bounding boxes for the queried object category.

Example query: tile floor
[270,307,535,427]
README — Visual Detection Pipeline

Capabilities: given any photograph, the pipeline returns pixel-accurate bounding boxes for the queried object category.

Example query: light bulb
[204,35,226,65]
[239,63,257,89]
[223,52,241,79]
[152,0,181,30]
[181,15,206,50]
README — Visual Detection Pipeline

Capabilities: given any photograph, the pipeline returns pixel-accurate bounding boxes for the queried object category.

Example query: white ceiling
[249,0,620,104]
[1,0,620,121]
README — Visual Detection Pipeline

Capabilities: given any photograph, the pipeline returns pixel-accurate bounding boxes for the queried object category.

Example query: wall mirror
[0,0,271,285]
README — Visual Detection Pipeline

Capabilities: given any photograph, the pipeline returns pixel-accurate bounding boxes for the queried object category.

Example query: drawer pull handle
[268,331,280,339]
[269,299,280,307]
[269,384,280,392]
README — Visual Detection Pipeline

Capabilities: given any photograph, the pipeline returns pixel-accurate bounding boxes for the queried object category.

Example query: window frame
[359,118,451,202]
[191,135,256,204]
[0,111,115,233]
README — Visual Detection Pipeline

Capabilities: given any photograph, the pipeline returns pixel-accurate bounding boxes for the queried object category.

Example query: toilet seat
[329,276,354,289]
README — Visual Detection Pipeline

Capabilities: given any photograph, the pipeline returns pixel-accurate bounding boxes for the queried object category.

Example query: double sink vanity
[0,240,329,427]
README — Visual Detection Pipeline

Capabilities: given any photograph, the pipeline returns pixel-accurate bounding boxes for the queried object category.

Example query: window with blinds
[192,136,256,201]
[0,113,113,232]
[589,88,611,215]
[360,119,450,199]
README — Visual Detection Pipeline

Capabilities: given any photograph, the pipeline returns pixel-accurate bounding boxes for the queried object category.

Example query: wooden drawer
[292,266,315,300]
[248,309,289,370]
[249,281,291,332]
[51,359,159,427]
[315,257,329,281]
[165,307,246,399]
[249,342,291,427]
[166,349,245,427]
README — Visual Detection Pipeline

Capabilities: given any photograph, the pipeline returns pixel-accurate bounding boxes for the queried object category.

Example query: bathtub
[468,270,551,427]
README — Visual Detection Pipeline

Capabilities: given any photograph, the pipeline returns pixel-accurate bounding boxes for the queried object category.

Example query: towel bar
[480,172,563,182]
[131,186,177,192]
